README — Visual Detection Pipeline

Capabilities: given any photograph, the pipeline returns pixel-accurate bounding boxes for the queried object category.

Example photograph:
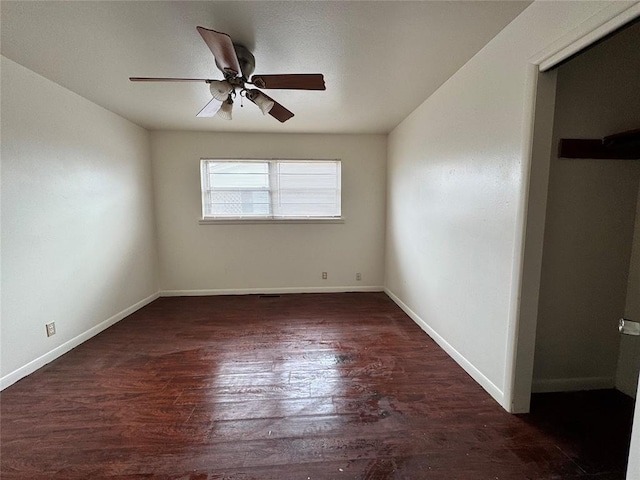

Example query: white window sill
[199,217,345,225]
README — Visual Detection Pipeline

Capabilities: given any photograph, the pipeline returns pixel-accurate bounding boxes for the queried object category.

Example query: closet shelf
[559,129,640,159]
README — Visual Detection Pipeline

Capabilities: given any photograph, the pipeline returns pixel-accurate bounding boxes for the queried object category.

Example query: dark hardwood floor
[1,293,635,479]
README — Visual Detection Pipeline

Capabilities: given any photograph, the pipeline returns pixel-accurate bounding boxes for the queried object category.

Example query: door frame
[506,5,640,476]
[504,1,640,413]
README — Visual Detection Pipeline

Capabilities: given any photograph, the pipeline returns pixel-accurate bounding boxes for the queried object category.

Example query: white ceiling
[1,1,530,134]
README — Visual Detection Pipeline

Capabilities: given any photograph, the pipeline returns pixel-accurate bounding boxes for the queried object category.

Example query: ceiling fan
[130,26,326,123]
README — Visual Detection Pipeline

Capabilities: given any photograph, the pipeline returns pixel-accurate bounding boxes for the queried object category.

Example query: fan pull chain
[239,88,246,108]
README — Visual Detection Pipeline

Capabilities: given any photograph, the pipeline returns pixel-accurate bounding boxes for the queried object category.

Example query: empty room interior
[2,1,640,479]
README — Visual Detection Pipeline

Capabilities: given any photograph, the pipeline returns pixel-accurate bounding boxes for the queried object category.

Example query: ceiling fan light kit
[246,89,274,115]
[129,26,326,123]
[209,80,233,101]
[216,99,234,121]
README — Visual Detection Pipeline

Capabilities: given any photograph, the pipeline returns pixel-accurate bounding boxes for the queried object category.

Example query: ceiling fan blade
[196,26,241,77]
[196,97,224,117]
[251,74,326,90]
[251,93,294,123]
[269,102,294,123]
[130,77,213,82]
[251,73,327,90]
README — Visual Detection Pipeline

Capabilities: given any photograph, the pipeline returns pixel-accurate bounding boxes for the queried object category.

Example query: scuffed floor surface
[0,293,635,479]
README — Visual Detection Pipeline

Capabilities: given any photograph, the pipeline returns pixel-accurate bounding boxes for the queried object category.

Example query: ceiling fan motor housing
[130,26,318,123]
[232,44,255,78]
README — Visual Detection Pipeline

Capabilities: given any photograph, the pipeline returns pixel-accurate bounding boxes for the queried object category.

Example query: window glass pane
[275,161,340,217]
[277,189,337,205]
[208,190,270,216]
[276,189,339,217]
[208,161,269,189]
[278,162,337,175]
[211,203,270,216]
[201,159,340,219]
[209,162,268,175]
[278,174,337,189]
[277,202,338,217]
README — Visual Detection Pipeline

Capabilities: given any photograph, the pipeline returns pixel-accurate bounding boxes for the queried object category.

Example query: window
[200,159,342,221]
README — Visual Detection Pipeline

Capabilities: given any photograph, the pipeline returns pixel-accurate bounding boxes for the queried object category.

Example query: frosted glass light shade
[209,80,233,101]
[216,100,233,120]
[247,89,274,115]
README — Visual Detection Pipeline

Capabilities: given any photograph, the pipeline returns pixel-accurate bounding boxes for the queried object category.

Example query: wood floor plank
[0,292,634,479]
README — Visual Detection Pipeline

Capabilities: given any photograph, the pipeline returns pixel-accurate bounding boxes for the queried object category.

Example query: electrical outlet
[356,273,362,281]
[322,272,327,280]
[46,322,56,337]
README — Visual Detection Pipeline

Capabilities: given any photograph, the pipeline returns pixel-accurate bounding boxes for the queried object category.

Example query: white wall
[151,131,386,294]
[0,57,159,387]
[533,21,640,393]
[534,162,639,390]
[384,1,631,408]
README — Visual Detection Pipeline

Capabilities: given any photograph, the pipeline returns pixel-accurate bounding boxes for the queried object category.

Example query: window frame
[199,158,344,224]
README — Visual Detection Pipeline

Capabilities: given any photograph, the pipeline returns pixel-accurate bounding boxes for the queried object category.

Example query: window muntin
[201,159,341,220]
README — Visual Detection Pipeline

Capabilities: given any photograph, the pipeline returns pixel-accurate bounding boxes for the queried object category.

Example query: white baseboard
[532,376,615,393]
[160,286,385,296]
[384,288,506,408]
[0,292,160,391]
